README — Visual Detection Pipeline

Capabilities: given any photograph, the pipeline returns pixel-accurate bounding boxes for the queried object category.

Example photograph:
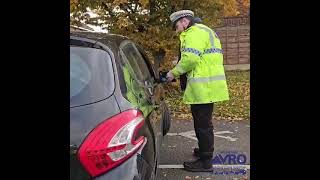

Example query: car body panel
[70,32,170,180]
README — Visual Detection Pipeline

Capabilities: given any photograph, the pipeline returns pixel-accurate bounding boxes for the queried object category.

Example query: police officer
[166,10,229,172]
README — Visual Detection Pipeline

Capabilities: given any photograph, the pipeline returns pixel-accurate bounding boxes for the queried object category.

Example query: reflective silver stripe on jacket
[195,25,223,55]
[188,75,226,83]
[196,25,215,47]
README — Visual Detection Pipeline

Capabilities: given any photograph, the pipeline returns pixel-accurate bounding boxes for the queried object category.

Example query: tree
[70,0,241,69]
[236,0,250,16]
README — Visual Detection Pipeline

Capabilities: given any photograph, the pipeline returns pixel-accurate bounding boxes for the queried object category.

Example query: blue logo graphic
[212,169,247,175]
[212,152,247,165]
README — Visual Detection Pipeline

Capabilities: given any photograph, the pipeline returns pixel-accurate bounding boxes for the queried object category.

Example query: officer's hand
[166,70,175,82]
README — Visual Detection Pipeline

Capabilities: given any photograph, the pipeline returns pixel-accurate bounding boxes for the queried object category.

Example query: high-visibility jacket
[172,23,229,104]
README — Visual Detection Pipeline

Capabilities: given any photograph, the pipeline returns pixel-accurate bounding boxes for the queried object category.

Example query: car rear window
[70,46,114,107]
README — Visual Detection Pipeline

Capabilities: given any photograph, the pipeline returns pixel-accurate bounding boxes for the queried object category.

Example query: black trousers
[191,103,214,160]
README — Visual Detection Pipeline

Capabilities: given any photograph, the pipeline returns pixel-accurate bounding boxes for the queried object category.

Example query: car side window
[119,41,154,116]
[120,41,153,84]
[136,44,159,80]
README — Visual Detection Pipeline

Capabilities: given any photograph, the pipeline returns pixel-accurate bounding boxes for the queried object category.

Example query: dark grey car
[70,31,171,180]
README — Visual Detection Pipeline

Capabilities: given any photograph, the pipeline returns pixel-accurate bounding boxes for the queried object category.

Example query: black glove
[159,71,176,83]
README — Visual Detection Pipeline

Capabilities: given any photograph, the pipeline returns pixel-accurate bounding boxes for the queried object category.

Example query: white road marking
[166,130,238,142]
[214,135,238,142]
[158,164,250,169]
[214,131,234,135]
[166,132,179,136]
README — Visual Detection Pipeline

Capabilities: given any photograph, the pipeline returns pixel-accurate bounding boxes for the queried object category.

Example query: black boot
[183,159,213,172]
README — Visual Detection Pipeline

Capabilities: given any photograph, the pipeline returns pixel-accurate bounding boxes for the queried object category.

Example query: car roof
[70,31,129,48]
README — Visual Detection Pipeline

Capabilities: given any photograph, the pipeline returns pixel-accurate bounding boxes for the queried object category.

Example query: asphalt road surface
[156,119,250,180]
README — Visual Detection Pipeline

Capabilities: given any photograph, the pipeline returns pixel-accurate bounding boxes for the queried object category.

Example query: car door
[119,41,163,165]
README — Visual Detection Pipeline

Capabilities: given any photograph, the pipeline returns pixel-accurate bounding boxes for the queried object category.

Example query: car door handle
[153,104,159,110]
[144,81,154,96]
[147,87,153,96]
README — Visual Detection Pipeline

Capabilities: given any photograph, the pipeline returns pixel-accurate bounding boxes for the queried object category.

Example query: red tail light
[77,109,146,178]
